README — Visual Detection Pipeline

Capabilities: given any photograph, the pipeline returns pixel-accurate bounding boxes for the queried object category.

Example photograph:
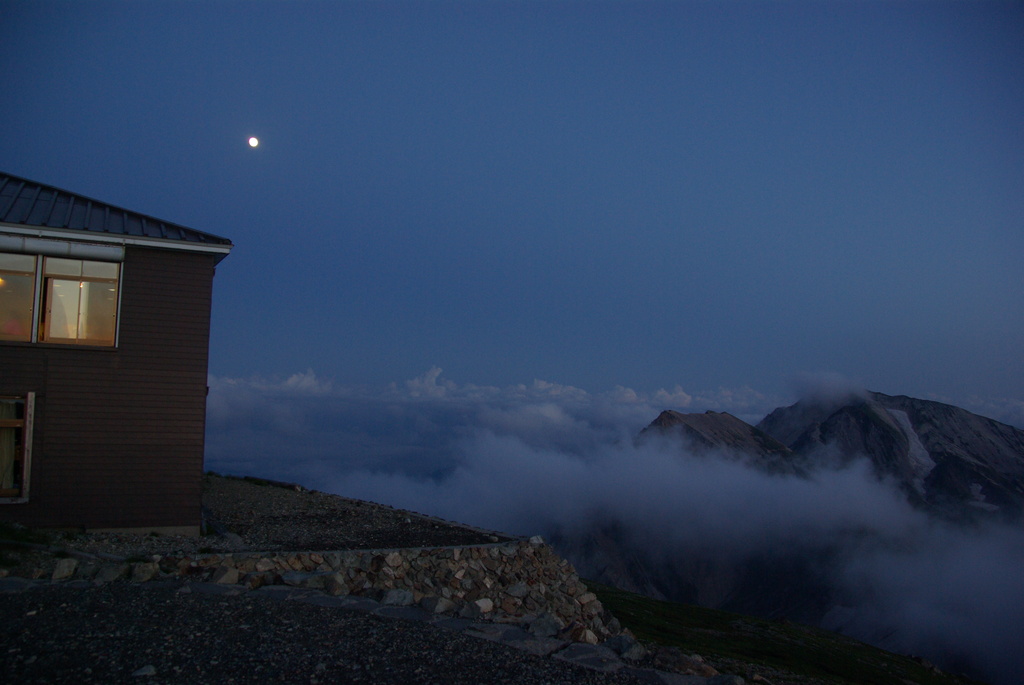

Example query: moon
[248,137,259,148]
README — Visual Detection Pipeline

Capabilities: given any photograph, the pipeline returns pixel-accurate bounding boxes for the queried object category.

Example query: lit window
[40,258,119,346]
[0,252,120,347]
[0,253,36,342]
[0,393,34,502]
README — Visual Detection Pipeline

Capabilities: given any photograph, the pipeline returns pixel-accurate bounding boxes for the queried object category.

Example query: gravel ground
[2,581,653,685]
[2,476,661,684]
[2,474,515,572]
[200,474,514,551]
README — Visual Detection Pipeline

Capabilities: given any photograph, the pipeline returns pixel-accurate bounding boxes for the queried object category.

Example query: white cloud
[651,385,693,407]
[281,369,334,394]
[204,367,785,494]
[403,366,453,398]
[829,523,1024,683]
[204,366,1023,684]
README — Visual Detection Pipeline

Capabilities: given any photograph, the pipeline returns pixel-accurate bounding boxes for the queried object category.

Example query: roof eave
[0,222,234,263]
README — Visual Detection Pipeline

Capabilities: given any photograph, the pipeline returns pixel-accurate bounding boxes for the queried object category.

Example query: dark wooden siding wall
[0,246,218,530]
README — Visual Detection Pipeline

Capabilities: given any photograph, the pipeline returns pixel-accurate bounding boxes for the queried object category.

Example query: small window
[0,393,34,502]
[0,253,36,342]
[40,257,119,346]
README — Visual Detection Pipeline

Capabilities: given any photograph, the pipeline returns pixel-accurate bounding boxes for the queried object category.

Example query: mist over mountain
[205,370,1024,685]
[602,392,1024,682]
[644,392,1024,523]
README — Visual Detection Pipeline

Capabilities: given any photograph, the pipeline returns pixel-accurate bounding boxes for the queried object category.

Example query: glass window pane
[38,258,119,346]
[79,280,117,345]
[43,257,82,277]
[82,260,118,279]
[0,253,36,272]
[46,279,80,340]
[0,272,34,341]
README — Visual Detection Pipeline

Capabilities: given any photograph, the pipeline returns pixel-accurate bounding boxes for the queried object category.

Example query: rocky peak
[757,391,1024,521]
[640,409,797,473]
[639,393,1024,521]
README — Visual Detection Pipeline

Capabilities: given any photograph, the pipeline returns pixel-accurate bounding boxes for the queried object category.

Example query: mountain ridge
[755,390,1024,521]
[640,409,797,473]
[555,390,1024,684]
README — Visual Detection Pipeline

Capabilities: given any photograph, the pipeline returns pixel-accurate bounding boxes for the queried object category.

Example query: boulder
[653,647,719,677]
[51,558,78,581]
[210,566,239,585]
[323,572,350,596]
[528,612,564,638]
[93,563,129,584]
[131,562,160,583]
[381,589,415,606]
[420,595,457,614]
[254,558,277,572]
[604,634,647,661]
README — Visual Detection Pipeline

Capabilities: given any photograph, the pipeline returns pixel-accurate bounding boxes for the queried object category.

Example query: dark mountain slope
[547,394,1024,683]
[590,580,985,685]
[757,391,1024,521]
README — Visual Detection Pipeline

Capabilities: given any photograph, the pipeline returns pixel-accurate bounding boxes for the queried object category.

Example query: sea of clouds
[205,368,1024,684]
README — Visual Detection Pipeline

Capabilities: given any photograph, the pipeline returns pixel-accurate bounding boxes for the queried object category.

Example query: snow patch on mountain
[884,408,935,495]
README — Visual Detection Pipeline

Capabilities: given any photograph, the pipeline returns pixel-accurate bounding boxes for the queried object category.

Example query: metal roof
[0,171,233,250]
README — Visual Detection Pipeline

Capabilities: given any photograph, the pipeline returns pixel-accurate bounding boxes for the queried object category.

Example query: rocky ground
[199,474,515,551]
[2,476,740,684]
[2,474,513,571]
[2,579,661,685]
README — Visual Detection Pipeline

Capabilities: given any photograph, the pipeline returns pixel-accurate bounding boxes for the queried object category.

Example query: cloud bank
[205,368,1024,684]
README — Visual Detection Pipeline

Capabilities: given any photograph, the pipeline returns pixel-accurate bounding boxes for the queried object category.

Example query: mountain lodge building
[0,171,232,534]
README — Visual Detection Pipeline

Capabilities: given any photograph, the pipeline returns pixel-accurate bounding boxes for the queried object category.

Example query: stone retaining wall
[49,537,619,644]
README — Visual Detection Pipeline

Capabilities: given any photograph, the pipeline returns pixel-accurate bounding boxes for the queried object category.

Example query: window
[0,253,36,342]
[0,393,34,502]
[40,257,119,345]
[0,252,120,347]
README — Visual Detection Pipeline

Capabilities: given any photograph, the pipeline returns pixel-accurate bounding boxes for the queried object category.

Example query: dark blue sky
[3,0,1022,411]
[7,6,1021,676]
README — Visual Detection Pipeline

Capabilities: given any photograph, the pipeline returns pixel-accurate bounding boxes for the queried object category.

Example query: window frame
[39,257,120,346]
[0,392,35,504]
[0,251,122,348]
